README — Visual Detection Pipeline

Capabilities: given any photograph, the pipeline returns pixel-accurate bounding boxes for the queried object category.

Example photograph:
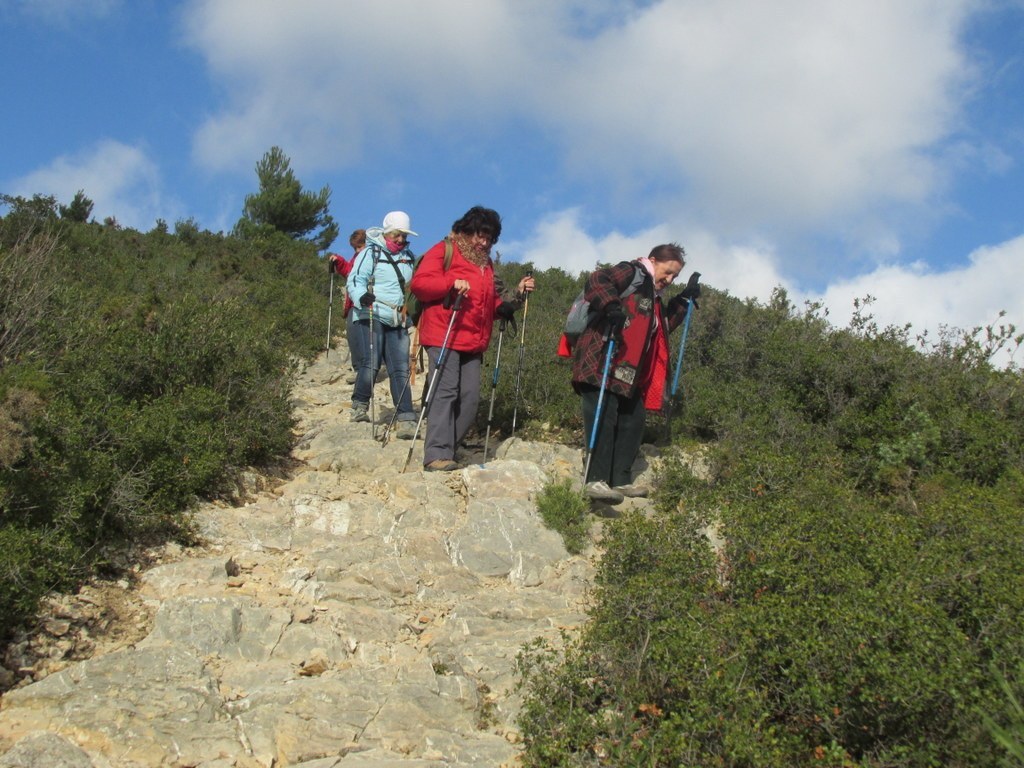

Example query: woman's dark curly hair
[451,206,502,243]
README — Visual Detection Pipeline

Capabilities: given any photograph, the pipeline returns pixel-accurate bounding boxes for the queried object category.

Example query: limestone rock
[0,350,653,767]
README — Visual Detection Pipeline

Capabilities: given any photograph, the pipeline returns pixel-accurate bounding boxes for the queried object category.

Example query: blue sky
[3,0,1023,366]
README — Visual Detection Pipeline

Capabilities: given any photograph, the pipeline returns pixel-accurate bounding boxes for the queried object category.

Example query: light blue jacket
[348,227,417,328]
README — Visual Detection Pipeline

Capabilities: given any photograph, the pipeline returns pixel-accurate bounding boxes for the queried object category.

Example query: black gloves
[359,291,376,308]
[604,302,627,333]
[495,301,516,321]
[680,271,702,308]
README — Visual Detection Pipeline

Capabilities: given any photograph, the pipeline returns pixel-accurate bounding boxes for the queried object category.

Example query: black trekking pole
[326,266,335,360]
[402,293,464,473]
[367,277,377,439]
[482,316,509,462]
[664,272,700,442]
[379,321,416,448]
[510,273,532,438]
[582,330,617,488]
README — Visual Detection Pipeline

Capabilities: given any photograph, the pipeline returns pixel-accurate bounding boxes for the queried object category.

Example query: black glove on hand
[359,291,376,308]
[604,302,627,333]
[680,271,702,308]
[495,301,516,321]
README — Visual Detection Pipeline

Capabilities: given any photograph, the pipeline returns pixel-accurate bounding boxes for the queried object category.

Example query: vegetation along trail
[0,345,657,767]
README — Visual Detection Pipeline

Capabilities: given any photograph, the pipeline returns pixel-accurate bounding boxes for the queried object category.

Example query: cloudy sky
[2,0,1022,365]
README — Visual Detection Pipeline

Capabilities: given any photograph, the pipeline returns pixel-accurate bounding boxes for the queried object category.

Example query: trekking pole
[583,331,616,488]
[379,370,410,448]
[482,317,509,462]
[326,268,335,360]
[402,293,464,473]
[510,273,532,438]
[670,300,695,396]
[664,272,700,442]
[379,324,415,448]
[367,277,377,439]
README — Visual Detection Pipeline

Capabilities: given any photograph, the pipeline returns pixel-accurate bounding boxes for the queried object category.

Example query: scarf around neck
[452,233,492,269]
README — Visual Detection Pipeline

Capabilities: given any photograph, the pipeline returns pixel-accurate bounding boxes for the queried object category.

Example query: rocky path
[0,349,656,767]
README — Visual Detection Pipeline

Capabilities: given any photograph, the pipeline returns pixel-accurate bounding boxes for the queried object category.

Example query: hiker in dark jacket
[569,243,696,503]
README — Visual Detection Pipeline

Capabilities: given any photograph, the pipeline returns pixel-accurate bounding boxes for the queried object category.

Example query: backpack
[406,237,454,326]
[563,261,645,347]
[366,244,416,325]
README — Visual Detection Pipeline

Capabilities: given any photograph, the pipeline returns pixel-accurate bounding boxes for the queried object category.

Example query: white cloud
[522,208,1023,368]
[806,234,1024,367]
[182,0,534,173]
[9,140,177,231]
[182,1,975,249]
[177,0,1021,368]
[548,1,972,234]
[520,208,786,301]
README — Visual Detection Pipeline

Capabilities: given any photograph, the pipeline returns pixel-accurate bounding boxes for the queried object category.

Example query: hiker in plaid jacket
[570,243,695,500]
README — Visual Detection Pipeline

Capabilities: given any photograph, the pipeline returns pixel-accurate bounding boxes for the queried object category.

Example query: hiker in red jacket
[410,206,534,472]
[328,229,367,384]
[568,243,697,503]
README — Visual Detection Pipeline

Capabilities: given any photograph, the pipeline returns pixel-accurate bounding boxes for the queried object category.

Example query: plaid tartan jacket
[571,260,690,400]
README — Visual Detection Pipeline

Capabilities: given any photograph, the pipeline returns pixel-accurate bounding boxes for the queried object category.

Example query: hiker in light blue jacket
[348,211,418,436]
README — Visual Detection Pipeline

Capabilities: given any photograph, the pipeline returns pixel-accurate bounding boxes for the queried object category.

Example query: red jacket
[329,253,357,318]
[410,239,504,354]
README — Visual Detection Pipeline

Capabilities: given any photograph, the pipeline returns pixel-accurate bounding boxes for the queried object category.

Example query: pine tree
[59,190,94,223]
[234,146,339,251]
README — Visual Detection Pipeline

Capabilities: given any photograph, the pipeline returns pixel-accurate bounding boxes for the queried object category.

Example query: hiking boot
[345,370,357,385]
[424,459,458,472]
[397,421,416,440]
[585,481,625,504]
[350,403,370,423]
[614,483,650,498]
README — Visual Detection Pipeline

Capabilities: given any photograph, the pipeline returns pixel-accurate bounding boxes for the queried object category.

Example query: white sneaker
[614,483,650,498]
[585,481,625,504]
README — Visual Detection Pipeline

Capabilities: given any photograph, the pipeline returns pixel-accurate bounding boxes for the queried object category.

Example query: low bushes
[517,287,1024,766]
[0,211,326,644]
[536,479,591,555]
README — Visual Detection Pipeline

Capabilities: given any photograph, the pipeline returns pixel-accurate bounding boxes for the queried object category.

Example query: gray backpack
[563,261,645,345]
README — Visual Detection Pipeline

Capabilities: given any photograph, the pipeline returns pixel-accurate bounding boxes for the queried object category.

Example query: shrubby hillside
[511,279,1024,766]
[2,192,1023,765]
[1,195,327,642]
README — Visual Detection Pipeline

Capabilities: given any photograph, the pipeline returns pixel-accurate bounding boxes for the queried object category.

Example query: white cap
[382,211,417,236]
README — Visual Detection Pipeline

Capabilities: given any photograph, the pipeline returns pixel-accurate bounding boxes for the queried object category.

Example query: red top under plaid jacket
[569,260,690,408]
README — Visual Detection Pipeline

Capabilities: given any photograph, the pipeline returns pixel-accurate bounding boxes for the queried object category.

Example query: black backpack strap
[372,245,412,295]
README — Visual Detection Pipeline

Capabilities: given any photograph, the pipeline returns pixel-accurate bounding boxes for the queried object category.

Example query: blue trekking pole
[665,272,700,442]
[582,331,616,487]
[670,300,695,397]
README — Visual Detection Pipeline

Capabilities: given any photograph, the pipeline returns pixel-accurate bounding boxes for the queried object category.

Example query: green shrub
[536,480,591,555]
[517,282,1024,766]
[984,660,1024,766]
[0,213,324,645]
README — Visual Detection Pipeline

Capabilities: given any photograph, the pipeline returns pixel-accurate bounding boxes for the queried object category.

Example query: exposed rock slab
[0,348,642,766]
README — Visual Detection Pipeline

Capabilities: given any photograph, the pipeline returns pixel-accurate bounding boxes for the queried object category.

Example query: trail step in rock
[0,347,663,767]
